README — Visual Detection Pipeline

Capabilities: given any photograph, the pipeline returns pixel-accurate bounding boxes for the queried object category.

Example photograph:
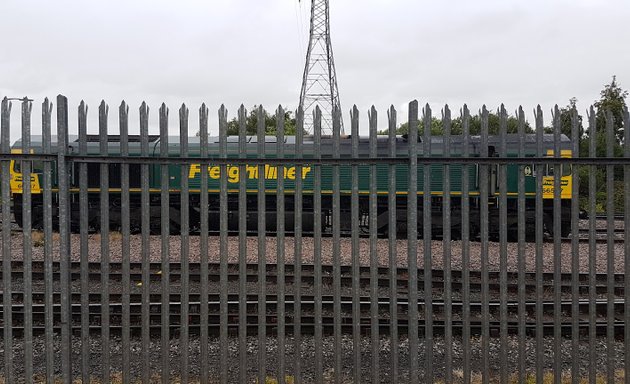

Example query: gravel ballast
[0,334,625,383]
[1,230,625,274]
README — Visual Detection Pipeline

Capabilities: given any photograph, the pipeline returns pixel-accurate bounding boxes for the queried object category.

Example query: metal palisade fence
[0,94,629,383]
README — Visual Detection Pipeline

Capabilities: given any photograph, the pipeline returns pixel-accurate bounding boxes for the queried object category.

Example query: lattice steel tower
[299,0,344,135]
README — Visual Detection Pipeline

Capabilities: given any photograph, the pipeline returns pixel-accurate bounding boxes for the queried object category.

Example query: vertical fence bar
[21,98,33,384]
[159,103,170,383]
[442,105,452,384]
[140,102,151,383]
[587,107,596,384]
[350,106,361,383]
[313,107,323,384]
[387,106,399,384]
[78,101,90,383]
[605,110,615,383]
[368,106,379,383]
[570,105,580,384]
[407,100,419,383]
[276,106,287,384]
[256,106,267,384]
[99,101,111,383]
[516,106,526,384]
[180,104,190,384]
[119,101,132,383]
[552,106,562,384]
[238,105,248,383]
[0,97,12,384]
[623,105,629,384]
[422,104,433,382]
[534,106,544,384]
[218,105,229,384]
[42,98,54,383]
[498,105,508,384]
[199,103,210,384]
[461,105,471,384]
[294,106,304,384]
[57,94,72,384]
[332,105,342,384]
[480,106,490,384]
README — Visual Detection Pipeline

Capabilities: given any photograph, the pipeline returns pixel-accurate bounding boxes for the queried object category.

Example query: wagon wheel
[543,214,570,237]
[169,219,181,235]
[560,224,571,238]
[543,214,554,237]
[24,203,43,230]
[449,228,462,241]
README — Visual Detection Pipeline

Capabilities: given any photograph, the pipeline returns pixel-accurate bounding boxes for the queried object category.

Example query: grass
[109,230,123,241]
[444,369,625,384]
[32,230,45,247]
[31,230,122,247]
[31,230,60,247]
[256,376,296,384]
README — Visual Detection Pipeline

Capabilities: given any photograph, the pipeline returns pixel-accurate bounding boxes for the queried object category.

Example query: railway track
[1,261,626,297]
[0,293,625,338]
[0,221,626,243]
[0,261,626,339]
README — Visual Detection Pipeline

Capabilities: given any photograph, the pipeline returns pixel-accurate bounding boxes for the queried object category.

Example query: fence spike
[180,103,189,122]
[79,100,88,115]
[120,101,129,118]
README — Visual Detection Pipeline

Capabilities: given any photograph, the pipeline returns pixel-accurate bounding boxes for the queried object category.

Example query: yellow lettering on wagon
[542,149,573,199]
[542,176,572,199]
[188,164,312,183]
[209,166,220,179]
[188,163,200,179]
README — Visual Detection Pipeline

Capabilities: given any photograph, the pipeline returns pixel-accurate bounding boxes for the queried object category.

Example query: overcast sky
[1,0,629,136]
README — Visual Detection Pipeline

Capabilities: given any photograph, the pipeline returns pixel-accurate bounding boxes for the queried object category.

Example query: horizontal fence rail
[4,153,630,165]
[0,94,628,383]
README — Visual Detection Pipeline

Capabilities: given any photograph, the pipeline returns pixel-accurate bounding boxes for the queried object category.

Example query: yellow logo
[9,149,42,194]
[188,164,312,183]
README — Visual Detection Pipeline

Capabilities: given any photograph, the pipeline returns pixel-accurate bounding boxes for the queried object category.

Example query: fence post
[56,94,72,384]
[119,100,131,383]
[78,100,89,383]
[42,97,54,384]
[1,97,13,384]
[99,100,111,382]
[256,106,267,384]
[387,105,399,383]
[179,103,190,383]
[423,103,434,382]
[20,98,34,384]
[407,100,419,383]
[624,105,630,382]
[159,102,171,383]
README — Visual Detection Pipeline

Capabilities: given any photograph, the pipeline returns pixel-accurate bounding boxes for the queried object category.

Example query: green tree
[561,98,584,139]
[463,113,533,135]
[224,106,301,136]
[546,97,585,140]
[382,110,532,136]
[389,117,443,136]
[578,76,628,212]
[594,75,628,145]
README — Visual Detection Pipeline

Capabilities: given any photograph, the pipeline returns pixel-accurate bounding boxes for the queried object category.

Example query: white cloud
[1,0,629,135]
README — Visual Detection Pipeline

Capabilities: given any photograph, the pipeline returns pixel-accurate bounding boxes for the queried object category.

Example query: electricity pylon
[298,0,344,135]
